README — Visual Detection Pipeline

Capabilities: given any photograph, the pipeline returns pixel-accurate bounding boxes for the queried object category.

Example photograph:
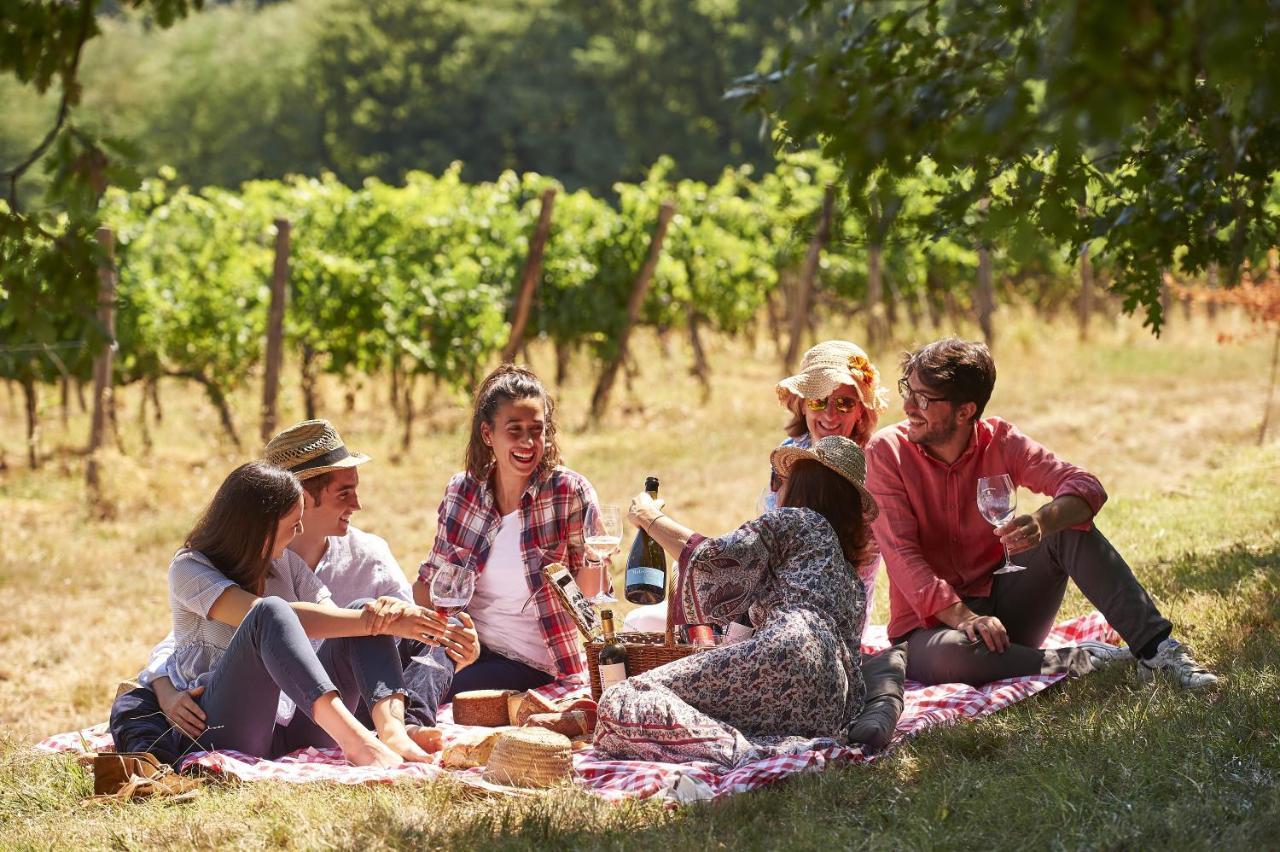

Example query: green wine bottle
[598,609,628,689]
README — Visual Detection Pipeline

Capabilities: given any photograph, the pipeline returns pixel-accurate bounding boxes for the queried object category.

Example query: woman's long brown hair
[778,459,872,566]
[464,364,561,480]
[185,461,302,596]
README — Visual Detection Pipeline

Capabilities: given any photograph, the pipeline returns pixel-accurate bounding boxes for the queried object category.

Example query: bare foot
[344,736,403,768]
[379,728,435,763]
[406,725,443,754]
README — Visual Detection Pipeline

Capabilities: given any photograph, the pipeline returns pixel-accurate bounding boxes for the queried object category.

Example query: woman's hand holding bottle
[626,491,665,531]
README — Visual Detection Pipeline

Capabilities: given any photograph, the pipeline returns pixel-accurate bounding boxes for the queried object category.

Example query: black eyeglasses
[897,377,950,410]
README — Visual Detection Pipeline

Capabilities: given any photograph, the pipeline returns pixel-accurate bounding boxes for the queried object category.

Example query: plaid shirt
[420,466,598,680]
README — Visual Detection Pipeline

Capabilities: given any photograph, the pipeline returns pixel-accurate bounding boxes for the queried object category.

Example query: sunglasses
[805,395,861,414]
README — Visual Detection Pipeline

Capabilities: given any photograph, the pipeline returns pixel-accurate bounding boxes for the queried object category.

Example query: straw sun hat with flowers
[775,340,889,418]
[263,420,370,480]
[770,435,879,521]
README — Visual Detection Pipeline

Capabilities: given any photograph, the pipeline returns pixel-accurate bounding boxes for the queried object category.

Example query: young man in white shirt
[111,421,478,760]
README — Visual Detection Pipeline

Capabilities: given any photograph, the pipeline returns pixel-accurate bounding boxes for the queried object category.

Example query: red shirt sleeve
[998,420,1107,523]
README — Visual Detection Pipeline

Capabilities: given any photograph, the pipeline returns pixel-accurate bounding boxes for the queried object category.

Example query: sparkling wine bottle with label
[625,476,667,605]
[597,609,628,689]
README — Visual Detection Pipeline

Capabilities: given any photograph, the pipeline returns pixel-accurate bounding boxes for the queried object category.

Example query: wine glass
[429,562,476,618]
[582,504,622,605]
[977,474,1026,574]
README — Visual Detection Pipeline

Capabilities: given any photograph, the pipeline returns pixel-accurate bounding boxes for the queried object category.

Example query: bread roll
[513,690,559,725]
[522,710,592,737]
[506,691,528,726]
[440,728,509,769]
[453,689,519,727]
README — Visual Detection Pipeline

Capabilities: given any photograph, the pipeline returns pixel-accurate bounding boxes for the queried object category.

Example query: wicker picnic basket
[584,566,707,700]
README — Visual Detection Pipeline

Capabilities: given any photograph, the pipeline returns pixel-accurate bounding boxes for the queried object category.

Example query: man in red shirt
[865,338,1217,689]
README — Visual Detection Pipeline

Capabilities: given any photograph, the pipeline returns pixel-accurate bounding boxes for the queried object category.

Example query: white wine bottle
[625,476,667,605]
[598,609,628,689]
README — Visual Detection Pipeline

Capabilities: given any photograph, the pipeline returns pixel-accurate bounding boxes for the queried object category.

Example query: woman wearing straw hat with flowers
[767,340,889,605]
[624,340,889,637]
[594,437,874,768]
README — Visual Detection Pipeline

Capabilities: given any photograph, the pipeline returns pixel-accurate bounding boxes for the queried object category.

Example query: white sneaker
[1138,638,1219,690]
[1077,640,1133,669]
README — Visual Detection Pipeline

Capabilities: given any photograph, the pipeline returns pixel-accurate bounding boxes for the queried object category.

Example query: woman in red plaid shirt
[412,365,602,693]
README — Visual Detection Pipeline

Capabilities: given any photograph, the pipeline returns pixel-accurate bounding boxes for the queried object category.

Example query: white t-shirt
[468,510,554,671]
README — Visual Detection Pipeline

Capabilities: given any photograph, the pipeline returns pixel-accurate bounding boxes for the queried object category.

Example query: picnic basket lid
[481,727,573,788]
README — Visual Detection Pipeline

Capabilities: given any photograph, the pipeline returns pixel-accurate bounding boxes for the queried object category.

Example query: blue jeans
[445,646,554,698]
[111,606,453,762]
[169,597,405,759]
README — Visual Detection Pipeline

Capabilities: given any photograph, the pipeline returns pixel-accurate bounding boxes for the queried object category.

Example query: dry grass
[1,305,1278,849]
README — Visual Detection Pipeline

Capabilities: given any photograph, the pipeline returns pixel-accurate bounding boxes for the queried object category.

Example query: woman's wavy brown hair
[185,461,302,596]
[464,364,561,480]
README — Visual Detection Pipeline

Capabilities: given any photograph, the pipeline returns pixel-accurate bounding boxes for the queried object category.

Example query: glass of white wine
[582,504,622,605]
[977,474,1026,575]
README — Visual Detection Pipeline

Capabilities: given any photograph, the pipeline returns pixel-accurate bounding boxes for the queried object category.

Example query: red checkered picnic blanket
[36,612,1118,803]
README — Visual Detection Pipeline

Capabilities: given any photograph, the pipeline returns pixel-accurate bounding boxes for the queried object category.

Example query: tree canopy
[751,0,1280,327]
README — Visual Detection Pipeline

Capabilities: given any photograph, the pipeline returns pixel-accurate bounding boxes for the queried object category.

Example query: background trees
[2,0,805,198]
[750,0,1280,329]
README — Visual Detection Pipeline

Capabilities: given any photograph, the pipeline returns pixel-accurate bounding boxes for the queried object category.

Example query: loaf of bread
[522,710,593,737]
[506,691,528,726]
[512,690,560,725]
[440,728,510,769]
[453,689,519,727]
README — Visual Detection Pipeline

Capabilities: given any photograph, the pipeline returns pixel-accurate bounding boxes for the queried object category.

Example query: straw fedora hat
[770,435,879,521]
[263,420,370,481]
[776,340,889,415]
[481,727,573,788]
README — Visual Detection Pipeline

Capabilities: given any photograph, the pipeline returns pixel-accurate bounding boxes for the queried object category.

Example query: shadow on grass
[1139,540,1280,599]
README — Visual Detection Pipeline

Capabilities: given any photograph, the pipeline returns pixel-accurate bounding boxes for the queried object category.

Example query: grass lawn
[1,308,1277,849]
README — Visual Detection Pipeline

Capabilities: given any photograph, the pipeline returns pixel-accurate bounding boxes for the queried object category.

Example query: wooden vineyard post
[974,197,995,345]
[261,218,290,443]
[975,247,995,344]
[589,201,676,422]
[783,185,836,373]
[1078,244,1093,341]
[866,241,884,351]
[87,227,117,495]
[501,188,557,364]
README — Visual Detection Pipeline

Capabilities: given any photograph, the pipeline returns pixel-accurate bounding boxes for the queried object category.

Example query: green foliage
[3,0,812,197]
[1,0,204,390]
[48,152,1104,414]
[753,0,1280,329]
[105,175,273,390]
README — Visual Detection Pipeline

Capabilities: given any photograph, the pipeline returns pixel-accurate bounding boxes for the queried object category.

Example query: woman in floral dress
[594,436,877,768]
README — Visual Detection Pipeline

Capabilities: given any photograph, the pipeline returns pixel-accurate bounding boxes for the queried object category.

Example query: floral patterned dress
[594,507,867,768]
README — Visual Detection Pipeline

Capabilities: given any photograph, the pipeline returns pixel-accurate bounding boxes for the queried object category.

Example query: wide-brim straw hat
[770,435,879,521]
[776,340,889,416]
[481,727,573,788]
[264,419,370,481]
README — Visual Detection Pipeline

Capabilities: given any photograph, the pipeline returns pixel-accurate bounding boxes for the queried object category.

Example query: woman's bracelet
[646,512,665,533]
